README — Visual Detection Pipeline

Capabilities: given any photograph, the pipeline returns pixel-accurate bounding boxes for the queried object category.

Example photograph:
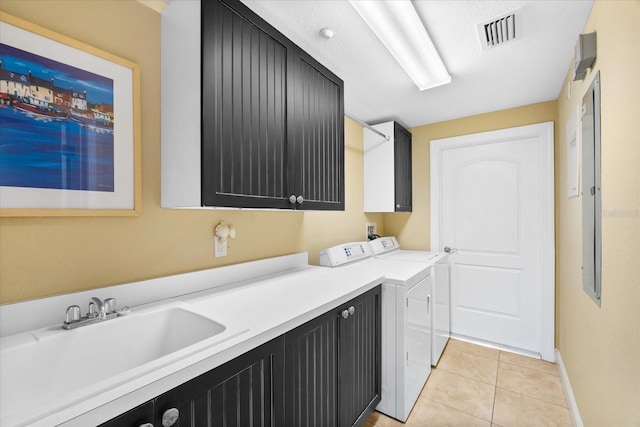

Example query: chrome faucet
[63,297,128,330]
[91,297,106,319]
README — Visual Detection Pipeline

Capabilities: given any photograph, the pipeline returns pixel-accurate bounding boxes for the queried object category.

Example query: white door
[431,122,555,361]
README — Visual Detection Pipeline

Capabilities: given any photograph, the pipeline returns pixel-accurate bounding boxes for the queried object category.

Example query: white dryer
[320,242,432,422]
[369,236,451,366]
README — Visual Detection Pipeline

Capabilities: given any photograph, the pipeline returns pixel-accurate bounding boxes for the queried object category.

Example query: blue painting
[0,43,115,192]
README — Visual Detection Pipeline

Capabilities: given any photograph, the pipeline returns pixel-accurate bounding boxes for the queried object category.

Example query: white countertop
[0,254,384,427]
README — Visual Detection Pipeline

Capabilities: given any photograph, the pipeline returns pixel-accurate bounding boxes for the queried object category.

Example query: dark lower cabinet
[154,337,284,427]
[338,287,382,426]
[284,286,381,427]
[101,286,380,427]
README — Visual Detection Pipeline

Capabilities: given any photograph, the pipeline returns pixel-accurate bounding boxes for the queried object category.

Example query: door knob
[444,246,458,254]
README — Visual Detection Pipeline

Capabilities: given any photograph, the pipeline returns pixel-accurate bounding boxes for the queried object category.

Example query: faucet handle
[104,298,118,314]
[88,301,98,318]
[65,305,81,323]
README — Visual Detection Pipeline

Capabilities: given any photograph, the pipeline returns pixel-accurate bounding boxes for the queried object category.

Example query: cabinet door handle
[348,305,355,315]
[296,195,304,204]
[341,309,349,319]
[427,295,431,316]
[162,408,179,427]
[289,195,297,204]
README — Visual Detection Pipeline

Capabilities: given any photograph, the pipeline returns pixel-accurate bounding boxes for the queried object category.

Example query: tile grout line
[494,385,572,410]
[420,395,493,424]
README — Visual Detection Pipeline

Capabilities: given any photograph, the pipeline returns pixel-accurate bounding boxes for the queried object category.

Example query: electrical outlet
[214,236,227,257]
[366,222,377,239]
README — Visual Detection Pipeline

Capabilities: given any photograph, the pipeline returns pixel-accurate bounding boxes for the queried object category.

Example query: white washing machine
[369,236,450,366]
[320,242,432,422]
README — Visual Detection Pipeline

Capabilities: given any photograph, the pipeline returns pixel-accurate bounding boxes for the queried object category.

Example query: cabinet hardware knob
[162,408,179,427]
[396,204,401,209]
[348,306,355,315]
[296,195,304,204]
[289,195,297,204]
[139,424,154,427]
[341,309,349,319]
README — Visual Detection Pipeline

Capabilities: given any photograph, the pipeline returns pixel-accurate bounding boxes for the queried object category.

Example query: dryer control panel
[369,236,400,254]
[319,242,373,267]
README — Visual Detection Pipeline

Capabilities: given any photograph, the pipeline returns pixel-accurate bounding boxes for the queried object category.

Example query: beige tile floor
[365,339,573,427]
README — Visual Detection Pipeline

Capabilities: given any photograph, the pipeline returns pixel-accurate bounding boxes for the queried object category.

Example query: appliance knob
[341,309,349,319]
[289,195,297,204]
[296,195,304,204]
[348,306,355,315]
[162,408,179,427]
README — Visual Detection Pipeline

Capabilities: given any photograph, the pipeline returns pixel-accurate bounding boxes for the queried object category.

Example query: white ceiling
[241,0,594,128]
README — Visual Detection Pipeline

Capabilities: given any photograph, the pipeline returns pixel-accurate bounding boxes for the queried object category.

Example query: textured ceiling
[241,0,594,128]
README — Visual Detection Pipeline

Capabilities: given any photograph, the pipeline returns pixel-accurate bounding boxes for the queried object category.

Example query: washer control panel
[319,242,373,267]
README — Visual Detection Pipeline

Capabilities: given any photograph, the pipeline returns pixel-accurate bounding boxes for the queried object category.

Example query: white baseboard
[556,349,583,427]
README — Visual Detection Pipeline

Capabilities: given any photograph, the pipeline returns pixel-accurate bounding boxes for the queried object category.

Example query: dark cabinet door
[339,286,382,427]
[284,285,381,427]
[284,307,340,426]
[393,123,412,212]
[200,0,344,211]
[98,400,154,427]
[288,49,345,211]
[154,337,285,427]
[201,0,292,209]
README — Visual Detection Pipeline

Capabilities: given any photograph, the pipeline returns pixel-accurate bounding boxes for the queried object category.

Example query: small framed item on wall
[0,12,141,216]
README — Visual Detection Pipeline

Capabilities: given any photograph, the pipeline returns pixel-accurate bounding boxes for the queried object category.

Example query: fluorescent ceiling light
[349,0,451,91]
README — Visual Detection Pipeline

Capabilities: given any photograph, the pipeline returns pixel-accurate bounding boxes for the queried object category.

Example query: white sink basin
[0,305,228,426]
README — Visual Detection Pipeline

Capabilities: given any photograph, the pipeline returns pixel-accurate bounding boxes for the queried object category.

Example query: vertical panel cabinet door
[284,285,381,427]
[339,286,382,427]
[283,306,340,426]
[393,123,412,212]
[199,0,344,210]
[154,337,285,427]
[289,49,345,211]
[98,401,154,427]
[201,0,292,209]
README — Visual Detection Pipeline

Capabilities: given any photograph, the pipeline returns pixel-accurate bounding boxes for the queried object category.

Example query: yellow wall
[0,0,383,304]
[384,101,557,250]
[555,1,640,425]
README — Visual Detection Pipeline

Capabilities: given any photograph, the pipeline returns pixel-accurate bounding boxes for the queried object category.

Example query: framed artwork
[0,12,141,216]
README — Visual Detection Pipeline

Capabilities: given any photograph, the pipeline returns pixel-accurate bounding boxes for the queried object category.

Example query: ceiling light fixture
[349,0,451,91]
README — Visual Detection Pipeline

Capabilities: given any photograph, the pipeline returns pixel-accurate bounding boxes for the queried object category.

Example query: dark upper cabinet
[161,0,344,210]
[363,121,412,212]
[284,285,381,427]
[289,49,345,210]
[393,123,412,212]
[201,0,291,209]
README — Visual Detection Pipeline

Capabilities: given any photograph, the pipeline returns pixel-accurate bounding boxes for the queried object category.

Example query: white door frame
[430,122,555,361]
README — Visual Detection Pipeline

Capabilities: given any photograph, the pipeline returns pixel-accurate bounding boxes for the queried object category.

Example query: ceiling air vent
[477,8,522,50]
